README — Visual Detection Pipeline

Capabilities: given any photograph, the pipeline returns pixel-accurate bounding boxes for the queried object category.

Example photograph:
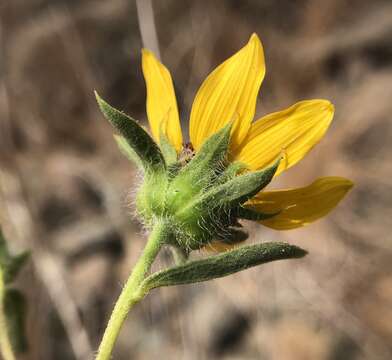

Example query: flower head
[96,33,353,253]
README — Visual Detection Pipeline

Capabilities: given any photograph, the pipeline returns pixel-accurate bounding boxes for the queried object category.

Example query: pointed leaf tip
[95,91,165,172]
[187,121,233,170]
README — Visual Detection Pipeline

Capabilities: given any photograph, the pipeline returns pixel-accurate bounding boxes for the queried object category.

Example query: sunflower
[141,33,352,239]
[96,33,352,254]
[94,33,354,359]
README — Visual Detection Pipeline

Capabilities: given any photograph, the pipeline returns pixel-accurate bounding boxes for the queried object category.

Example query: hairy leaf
[141,242,307,290]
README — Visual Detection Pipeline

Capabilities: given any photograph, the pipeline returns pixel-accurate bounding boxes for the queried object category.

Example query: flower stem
[95,222,166,360]
[0,270,15,360]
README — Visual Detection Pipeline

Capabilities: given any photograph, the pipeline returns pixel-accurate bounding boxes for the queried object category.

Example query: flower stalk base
[95,223,166,360]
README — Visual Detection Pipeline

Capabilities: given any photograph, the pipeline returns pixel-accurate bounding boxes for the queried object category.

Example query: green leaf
[0,229,29,284]
[95,92,165,172]
[141,242,307,290]
[4,289,28,353]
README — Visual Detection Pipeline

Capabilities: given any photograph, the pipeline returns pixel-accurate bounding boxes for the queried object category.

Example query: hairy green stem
[95,223,166,360]
[0,269,15,360]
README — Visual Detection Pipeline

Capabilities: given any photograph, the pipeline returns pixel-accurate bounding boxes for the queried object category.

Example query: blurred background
[1,0,391,359]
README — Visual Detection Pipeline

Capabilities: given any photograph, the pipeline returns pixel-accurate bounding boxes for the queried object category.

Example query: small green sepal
[167,123,233,201]
[199,158,280,210]
[218,161,248,184]
[184,122,232,175]
[170,158,280,249]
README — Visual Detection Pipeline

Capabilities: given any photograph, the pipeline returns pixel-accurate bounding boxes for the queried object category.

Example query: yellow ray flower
[246,177,353,230]
[141,33,353,238]
[189,33,265,151]
[232,100,334,176]
[142,49,183,152]
[95,33,349,360]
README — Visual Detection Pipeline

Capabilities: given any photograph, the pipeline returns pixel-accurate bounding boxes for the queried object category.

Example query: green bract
[96,93,280,252]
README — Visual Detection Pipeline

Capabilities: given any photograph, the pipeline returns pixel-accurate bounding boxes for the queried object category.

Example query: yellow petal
[189,33,265,151]
[233,100,334,176]
[142,49,183,152]
[246,177,353,230]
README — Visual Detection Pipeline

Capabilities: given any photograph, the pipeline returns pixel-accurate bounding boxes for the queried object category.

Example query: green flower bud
[96,94,280,252]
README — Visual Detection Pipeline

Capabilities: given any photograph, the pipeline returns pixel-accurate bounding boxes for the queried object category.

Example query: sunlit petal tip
[318,99,335,117]
[141,48,155,60]
[248,32,262,46]
[326,101,335,114]
[341,178,354,190]
[189,33,266,151]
